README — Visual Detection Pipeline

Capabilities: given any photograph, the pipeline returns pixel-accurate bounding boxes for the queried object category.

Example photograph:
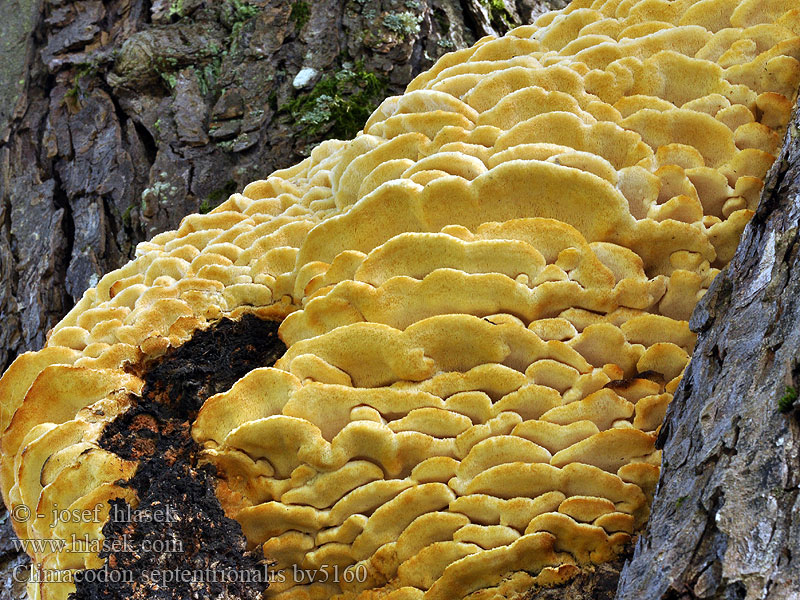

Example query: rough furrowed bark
[0,512,29,600]
[615,99,800,600]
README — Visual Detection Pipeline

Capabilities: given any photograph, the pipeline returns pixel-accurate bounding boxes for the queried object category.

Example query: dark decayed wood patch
[71,314,286,600]
[524,547,633,600]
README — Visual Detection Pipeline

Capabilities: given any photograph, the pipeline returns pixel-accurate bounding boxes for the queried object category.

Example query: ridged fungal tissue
[1,0,799,598]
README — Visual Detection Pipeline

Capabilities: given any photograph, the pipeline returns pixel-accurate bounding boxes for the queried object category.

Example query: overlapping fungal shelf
[2,0,800,598]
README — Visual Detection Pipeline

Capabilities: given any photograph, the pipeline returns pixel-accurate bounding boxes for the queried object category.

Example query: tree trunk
[0,1,563,597]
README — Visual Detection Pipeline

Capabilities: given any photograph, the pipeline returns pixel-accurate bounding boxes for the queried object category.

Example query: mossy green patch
[168,0,184,19]
[122,204,134,227]
[290,1,311,32]
[65,61,99,103]
[432,6,450,34]
[153,56,179,91]
[206,180,238,209]
[225,0,260,53]
[779,386,798,413]
[482,0,515,28]
[282,61,385,139]
[228,0,260,22]
[199,180,236,213]
[267,91,278,111]
[196,53,224,96]
[160,72,178,90]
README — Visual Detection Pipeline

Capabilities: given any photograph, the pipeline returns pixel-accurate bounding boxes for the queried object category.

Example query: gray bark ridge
[616,99,800,599]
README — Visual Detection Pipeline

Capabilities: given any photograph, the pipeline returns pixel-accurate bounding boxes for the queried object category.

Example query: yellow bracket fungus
[2,0,800,597]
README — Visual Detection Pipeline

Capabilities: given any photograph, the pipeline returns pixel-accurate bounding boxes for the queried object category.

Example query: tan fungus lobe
[2,0,800,597]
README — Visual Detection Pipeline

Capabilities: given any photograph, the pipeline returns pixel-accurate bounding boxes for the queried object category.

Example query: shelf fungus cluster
[2,0,800,598]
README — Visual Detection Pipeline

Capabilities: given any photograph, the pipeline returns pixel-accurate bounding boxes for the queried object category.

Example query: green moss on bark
[282,62,385,139]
